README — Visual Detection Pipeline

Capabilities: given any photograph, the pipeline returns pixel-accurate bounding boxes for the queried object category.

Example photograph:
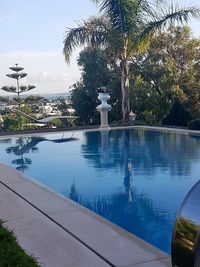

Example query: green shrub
[162,99,190,127]
[188,119,200,130]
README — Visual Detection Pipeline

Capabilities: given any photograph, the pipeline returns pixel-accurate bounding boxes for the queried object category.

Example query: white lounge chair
[13,109,78,125]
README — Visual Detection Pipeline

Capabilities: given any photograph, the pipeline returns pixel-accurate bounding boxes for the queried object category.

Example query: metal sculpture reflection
[172,180,200,267]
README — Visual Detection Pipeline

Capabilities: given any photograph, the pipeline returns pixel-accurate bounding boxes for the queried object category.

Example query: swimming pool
[0,127,200,254]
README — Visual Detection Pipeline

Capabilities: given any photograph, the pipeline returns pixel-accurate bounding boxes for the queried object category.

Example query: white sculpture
[96,87,112,129]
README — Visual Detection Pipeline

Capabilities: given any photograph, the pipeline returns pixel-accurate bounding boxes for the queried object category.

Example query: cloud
[32,71,68,83]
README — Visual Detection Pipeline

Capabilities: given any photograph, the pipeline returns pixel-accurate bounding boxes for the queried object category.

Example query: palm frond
[138,5,200,43]
[105,0,161,32]
[153,0,167,7]
[95,0,142,34]
[100,0,128,33]
[63,16,109,63]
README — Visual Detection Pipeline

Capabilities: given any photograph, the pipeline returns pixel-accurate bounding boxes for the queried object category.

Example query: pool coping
[0,125,199,138]
[0,163,171,267]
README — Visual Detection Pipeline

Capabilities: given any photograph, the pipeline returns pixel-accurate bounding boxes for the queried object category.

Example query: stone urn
[96,87,112,129]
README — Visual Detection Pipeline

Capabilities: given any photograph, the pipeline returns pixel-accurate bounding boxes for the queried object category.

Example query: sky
[0,0,199,96]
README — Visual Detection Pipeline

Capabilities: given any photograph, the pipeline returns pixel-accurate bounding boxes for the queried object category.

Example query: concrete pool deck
[0,163,171,267]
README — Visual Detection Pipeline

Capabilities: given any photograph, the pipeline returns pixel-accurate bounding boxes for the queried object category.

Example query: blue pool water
[0,128,200,254]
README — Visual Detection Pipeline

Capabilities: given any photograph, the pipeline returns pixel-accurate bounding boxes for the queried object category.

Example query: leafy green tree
[63,0,199,123]
[130,26,200,123]
[188,119,200,130]
[23,95,43,104]
[57,98,70,116]
[162,98,191,126]
[3,105,33,131]
[0,116,3,131]
[71,83,97,125]
[0,96,9,103]
[71,47,120,125]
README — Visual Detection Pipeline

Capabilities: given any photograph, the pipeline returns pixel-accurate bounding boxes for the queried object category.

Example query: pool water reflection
[0,128,200,254]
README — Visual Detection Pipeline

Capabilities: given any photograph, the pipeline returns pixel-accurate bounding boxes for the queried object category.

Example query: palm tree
[63,0,199,123]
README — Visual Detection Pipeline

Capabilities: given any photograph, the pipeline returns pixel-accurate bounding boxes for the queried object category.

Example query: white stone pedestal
[97,92,111,130]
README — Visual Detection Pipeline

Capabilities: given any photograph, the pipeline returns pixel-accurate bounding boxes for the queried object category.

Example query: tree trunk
[121,60,130,123]
[16,78,20,107]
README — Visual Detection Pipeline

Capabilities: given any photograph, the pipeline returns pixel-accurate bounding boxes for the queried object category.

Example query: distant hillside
[0,92,70,101]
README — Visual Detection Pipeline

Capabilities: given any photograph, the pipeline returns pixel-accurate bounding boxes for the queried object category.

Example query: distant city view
[1,92,70,100]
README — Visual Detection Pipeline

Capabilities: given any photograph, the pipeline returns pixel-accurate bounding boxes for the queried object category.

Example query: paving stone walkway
[0,164,171,267]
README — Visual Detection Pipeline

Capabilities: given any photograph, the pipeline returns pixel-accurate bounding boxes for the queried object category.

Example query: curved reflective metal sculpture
[172,180,200,267]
